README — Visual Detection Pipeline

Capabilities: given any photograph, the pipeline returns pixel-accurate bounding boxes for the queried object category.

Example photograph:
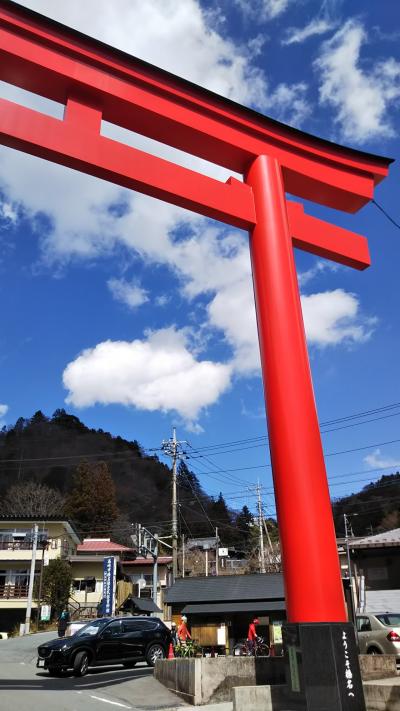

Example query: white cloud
[107,277,149,309]
[234,0,291,22]
[208,270,374,373]
[364,448,400,470]
[301,289,375,346]
[0,404,9,427]
[266,82,311,127]
[0,199,18,226]
[63,327,232,423]
[298,260,339,288]
[314,19,400,142]
[155,295,170,307]
[18,0,267,109]
[282,18,337,45]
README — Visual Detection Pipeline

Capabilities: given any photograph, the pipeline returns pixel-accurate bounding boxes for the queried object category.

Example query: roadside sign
[103,556,116,616]
[40,604,51,621]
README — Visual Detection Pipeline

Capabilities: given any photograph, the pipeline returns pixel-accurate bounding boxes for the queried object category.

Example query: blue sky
[1,0,400,530]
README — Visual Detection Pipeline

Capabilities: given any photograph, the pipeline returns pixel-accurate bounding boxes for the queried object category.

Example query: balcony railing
[0,540,50,551]
[0,584,29,599]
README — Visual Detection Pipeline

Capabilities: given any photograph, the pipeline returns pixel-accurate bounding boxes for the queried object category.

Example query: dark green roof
[165,573,284,604]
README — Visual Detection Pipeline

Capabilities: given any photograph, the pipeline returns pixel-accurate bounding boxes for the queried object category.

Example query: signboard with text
[102,556,116,617]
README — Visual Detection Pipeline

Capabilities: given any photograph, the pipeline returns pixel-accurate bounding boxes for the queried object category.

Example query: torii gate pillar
[248,155,365,709]
[248,154,344,622]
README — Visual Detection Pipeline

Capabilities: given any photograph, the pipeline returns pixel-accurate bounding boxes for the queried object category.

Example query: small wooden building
[164,573,286,654]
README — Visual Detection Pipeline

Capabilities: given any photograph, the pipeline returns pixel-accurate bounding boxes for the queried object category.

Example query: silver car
[356,613,400,662]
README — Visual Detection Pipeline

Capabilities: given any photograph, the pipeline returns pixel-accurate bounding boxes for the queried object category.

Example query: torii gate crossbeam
[0,5,393,696]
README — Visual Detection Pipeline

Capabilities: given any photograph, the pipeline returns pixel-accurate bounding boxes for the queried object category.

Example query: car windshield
[376,614,400,627]
[74,619,109,638]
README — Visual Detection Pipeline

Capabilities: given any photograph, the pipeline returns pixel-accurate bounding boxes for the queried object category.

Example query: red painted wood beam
[0,97,256,230]
[0,96,372,270]
[287,202,370,270]
[0,1,392,214]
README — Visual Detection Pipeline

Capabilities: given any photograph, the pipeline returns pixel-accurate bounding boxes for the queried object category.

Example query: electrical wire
[373,199,400,231]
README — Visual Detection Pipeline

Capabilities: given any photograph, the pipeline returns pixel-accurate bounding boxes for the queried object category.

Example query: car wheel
[123,661,137,668]
[146,643,165,667]
[73,650,90,677]
[367,647,382,655]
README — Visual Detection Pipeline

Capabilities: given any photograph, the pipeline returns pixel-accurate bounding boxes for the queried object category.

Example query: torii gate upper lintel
[0,1,393,627]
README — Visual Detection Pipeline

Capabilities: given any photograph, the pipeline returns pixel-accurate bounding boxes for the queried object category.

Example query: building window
[72,578,96,592]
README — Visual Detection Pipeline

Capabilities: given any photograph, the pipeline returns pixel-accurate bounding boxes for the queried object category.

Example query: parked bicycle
[233,635,270,657]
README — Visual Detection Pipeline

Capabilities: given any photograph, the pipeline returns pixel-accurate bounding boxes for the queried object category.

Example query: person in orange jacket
[177,615,191,645]
[247,617,260,655]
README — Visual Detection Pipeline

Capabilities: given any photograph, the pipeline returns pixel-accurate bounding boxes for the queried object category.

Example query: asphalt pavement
[0,632,189,711]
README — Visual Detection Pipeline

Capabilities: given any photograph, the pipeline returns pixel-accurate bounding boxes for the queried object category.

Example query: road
[0,632,187,711]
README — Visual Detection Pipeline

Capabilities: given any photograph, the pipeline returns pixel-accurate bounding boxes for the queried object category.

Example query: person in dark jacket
[57,607,70,638]
[171,621,178,646]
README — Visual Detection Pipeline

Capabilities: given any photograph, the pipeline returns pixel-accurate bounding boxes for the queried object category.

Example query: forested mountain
[1,411,398,547]
[332,473,400,536]
[0,410,257,547]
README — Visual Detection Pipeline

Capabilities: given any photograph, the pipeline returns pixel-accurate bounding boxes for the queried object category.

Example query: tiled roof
[77,539,132,553]
[165,573,284,603]
[351,528,400,548]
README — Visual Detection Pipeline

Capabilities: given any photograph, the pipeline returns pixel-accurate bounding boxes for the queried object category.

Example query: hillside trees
[40,558,72,618]
[64,460,119,536]
[1,481,65,517]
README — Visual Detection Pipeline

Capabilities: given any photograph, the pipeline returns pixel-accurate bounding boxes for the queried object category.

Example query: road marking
[89,696,132,709]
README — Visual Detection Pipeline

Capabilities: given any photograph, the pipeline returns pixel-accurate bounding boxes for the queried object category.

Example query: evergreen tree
[41,558,72,619]
[209,492,235,545]
[64,460,119,536]
[235,505,254,551]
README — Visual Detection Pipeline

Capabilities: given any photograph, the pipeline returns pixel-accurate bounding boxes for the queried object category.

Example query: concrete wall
[363,682,400,711]
[359,654,398,680]
[233,683,400,711]
[155,656,285,705]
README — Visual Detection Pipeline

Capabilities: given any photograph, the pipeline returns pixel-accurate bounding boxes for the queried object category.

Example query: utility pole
[162,427,187,582]
[257,482,266,574]
[25,523,38,635]
[344,513,357,626]
[182,534,185,578]
[215,527,219,576]
[152,534,158,607]
[132,524,161,609]
[36,539,48,631]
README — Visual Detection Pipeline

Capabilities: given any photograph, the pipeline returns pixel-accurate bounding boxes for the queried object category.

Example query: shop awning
[181,601,285,615]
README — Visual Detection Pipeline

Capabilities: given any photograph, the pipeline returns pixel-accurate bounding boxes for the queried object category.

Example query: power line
[373,199,400,231]
[188,400,400,454]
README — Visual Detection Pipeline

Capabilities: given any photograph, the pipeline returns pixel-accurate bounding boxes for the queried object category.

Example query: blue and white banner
[102,556,116,616]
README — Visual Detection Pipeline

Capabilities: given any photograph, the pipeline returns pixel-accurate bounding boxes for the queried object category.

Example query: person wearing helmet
[177,614,191,645]
[247,617,260,655]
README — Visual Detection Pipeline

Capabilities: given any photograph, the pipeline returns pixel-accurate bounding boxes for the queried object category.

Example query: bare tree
[2,481,65,517]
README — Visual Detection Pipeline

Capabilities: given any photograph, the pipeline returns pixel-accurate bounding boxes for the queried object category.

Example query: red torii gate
[0,0,392,640]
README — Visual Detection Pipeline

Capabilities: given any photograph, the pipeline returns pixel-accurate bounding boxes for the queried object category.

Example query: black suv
[37,616,171,676]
